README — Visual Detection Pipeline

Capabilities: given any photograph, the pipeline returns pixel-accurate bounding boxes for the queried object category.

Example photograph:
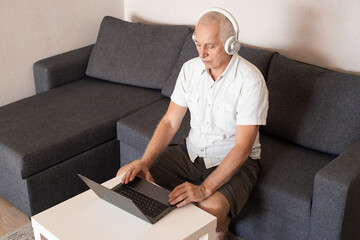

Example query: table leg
[199,228,216,240]
[32,227,42,240]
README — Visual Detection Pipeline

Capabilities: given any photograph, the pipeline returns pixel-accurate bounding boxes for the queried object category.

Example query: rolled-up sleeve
[236,76,269,125]
[170,65,188,108]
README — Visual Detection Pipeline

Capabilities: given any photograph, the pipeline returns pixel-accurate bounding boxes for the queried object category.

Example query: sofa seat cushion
[262,54,360,155]
[86,16,190,89]
[253,133,336,226]
[0,77,163,179]
[117,98,190,153]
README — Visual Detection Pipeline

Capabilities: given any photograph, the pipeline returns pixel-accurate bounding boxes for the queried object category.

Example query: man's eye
[208,45,215,49]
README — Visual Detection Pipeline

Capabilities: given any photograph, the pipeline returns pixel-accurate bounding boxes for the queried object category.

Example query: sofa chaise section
[0,16,191,216]
[0,76,164,215]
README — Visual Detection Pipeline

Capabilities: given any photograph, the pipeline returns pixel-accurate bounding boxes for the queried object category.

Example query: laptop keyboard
[114,185,169,218]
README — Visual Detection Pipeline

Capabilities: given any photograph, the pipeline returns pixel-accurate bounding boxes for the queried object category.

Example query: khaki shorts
[149,142,260,218]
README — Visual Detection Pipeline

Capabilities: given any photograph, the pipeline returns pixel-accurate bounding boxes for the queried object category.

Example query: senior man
[117,8,268,239]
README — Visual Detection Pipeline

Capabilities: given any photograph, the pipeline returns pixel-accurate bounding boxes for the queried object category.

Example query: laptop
[78,174,175,224]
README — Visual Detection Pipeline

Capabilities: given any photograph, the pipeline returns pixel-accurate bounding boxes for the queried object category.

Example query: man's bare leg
[196,192,231,240]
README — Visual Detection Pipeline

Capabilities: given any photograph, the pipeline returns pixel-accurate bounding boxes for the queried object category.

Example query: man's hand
[168,182,212,207]
[117,159,154,184]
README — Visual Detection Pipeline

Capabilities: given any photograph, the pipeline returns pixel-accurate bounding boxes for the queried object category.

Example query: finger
[148,174,155,183]
[169,183,187,199]
[176,196,192,208]
[121,170,129,184]
[169,189,184,203]
[123,167,137,184]
[169,191,188,206]
[143,170,153,182]
[122,169,132,184]
[116,168,121,177]
[169,183,189,204]
[129,168,138,182]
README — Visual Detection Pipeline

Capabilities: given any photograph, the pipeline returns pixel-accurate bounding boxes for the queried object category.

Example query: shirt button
[208,104,211,108]
[205,134,208,139]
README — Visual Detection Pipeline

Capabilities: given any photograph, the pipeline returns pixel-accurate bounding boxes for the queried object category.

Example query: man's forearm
[202,143,252,195]
[140,119,178,167]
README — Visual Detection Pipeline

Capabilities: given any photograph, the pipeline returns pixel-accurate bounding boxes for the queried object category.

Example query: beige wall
[124,0,360,75]
[1,0,359,107]
[0,0,124,107]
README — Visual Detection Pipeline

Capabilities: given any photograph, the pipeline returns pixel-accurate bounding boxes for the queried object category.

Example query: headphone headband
[196,7,239,40]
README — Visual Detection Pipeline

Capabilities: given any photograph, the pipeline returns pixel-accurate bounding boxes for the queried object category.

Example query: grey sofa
[0,16,359,240]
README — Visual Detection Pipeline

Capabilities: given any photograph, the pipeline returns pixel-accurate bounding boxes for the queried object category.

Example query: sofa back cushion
[238,46,276,80]
[161,36,277,97]
[161,32,198,97]
[262,54,360,155]
[86,16,190,89]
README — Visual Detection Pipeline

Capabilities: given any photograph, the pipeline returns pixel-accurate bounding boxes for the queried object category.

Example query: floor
[0,196,30,237]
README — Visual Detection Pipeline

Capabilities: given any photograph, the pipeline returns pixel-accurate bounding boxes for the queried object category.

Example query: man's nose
[199,46,208,58]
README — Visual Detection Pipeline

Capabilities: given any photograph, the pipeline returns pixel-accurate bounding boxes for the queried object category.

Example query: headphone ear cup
[232,39,241,53]
[224,36,241,55]
[192,32,196,43]
[224,36,235,55]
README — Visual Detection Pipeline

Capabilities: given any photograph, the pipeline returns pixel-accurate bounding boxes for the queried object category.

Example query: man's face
[194,22,231,75]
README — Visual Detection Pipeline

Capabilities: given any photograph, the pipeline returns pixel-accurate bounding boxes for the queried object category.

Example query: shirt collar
[200,53,239,82]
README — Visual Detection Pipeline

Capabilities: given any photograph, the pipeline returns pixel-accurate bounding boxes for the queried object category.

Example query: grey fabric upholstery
[161,32,198,97]
[26,140,119,215]
[252,134,334,225]
[310,140,360,240]
[238,45,277,79]
[1,15,359,239]
[231,200,309,240]
[262,54,360,155]
[119,142,143,167]
[231,133,335,239]
[34,45,94,93]
[0,139,119,216]
[0,77,163,179]
[229,201,309,240]
[86,16,190,89]
[117,98,190,154]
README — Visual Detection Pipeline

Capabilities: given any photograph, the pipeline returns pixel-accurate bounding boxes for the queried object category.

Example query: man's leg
[196,191,231,232]
[149,142,204,190]
[198,158,260,239]
[150,143,260,238]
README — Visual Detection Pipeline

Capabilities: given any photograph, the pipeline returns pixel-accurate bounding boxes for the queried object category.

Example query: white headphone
[192,7,241,55]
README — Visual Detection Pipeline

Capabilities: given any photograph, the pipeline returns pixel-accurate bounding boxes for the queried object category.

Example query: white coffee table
[31,175,217,240]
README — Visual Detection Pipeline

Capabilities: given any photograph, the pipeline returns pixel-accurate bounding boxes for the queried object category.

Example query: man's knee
[197,191,230,219]
[197,192,231,232]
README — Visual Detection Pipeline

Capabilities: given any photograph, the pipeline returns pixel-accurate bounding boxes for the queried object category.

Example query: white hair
[197,11,236,45]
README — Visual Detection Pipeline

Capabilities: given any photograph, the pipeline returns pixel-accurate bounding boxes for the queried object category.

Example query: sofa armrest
[33,44,94,93]
[309,140,360,240]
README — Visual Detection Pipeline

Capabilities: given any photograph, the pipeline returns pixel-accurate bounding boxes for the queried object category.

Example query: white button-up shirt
[171,53,269,168]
